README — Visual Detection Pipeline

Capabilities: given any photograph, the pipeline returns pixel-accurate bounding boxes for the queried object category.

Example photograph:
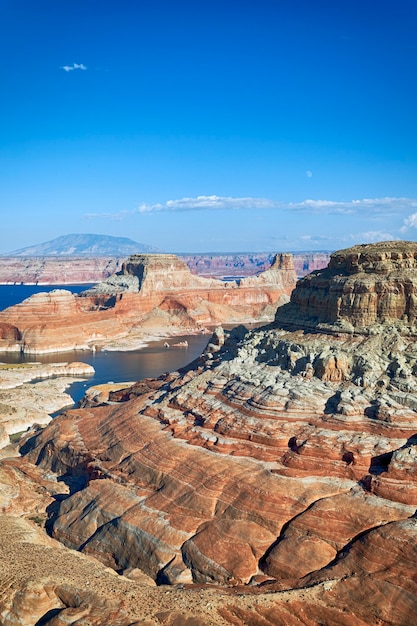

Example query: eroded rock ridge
[2,242,417,624]
[0,251,329,285]
[0,243,417,626]
[0,253,296,353]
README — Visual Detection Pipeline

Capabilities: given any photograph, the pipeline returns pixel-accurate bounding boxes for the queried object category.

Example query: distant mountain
[5,234,161,257]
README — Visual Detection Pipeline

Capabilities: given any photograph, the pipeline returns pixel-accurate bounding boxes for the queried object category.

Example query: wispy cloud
[61,63,87,72]
[136,195,276,213]
[286,197,417,216]
[349,230,398,243]
[299,234,333,242]
[135,195,417,216]
[83,195,417,220]
[400,212,417,233]
[84,210,131,221]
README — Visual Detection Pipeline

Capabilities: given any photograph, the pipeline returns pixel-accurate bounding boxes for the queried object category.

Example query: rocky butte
[1,241,417,624]
[0,252,296,353]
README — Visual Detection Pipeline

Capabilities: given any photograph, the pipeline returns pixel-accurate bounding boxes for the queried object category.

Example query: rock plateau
[0,251,329,285]
[0,252,296,354]
[1,241,417,624]
[183,251,330,279]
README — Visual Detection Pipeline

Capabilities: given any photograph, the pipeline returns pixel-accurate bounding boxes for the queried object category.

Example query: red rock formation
[0,256,124,285]
[277,240,417,333]
[0,251,330,285]
[0,323,20,340]
[3,241,417,624]
[0,253,296,353]
[183,252,330,278]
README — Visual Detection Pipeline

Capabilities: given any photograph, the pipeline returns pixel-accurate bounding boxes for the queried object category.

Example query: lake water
[0,284,92,311]
[0,285,210,405]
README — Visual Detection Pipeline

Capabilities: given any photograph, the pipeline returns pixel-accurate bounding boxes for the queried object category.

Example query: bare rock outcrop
[183,252,330,279]
[0,253,296,354]
[277,240,417,333]
[0,361,94,448]
[0,256,124,285]
[0,252,329,285]
[3,241,417,623]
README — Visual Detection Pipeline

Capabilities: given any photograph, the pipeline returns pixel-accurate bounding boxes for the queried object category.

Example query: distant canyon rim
[0,251,330,285]
[1,242,417,624]
[0,252,297,354]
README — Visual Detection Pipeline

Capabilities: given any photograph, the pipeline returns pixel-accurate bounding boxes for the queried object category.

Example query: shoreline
[0,326,213,356]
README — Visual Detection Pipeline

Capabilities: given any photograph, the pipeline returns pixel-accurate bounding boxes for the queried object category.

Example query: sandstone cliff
[2,241,417,624]
[0,242,413,622]
[183,251,330,278]
[0,253,296,354]
[0,251,329,286]
[276,241,417,334]
[0,256,124,285]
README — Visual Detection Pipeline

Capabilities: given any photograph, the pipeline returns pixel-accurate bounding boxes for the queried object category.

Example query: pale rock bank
[1,242,417,624]
[0,361,94,448]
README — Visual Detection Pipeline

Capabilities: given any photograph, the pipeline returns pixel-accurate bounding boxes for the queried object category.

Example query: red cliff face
[0,251,329,285]
[277,240,417,333]
[1,241,414,624]
[183,252,330,278]
[0,256,124,285]
[0,253,296,353]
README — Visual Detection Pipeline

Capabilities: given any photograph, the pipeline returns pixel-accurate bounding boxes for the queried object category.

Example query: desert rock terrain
[0,251,329,285]
[0,252,296,354]
[1,241,417,624]
[0,361,94,448]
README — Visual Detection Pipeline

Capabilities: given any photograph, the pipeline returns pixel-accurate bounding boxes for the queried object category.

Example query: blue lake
[0,285,210,404]
[0,284,92,311]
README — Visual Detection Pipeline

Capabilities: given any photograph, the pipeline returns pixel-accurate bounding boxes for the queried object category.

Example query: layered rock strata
[183,252,330,279]
[0,253,296,353]
[2,241,417,624]
[277,240,417,333]
[0,256,124,285]
[6,241,416,623]
[0,361,94,448]
[0,251,329,285]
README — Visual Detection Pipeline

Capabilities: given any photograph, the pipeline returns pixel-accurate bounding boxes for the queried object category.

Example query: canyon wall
[276,240,417,333]
[0,253,296,353]
[0,256,124,285]
[183,251,330,278]
[0,241,416,623]
[0,251,330,285]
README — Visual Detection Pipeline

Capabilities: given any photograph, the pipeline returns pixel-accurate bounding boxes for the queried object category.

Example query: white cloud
[136,195,276,213]
[83,195,417,220]
[346,230,397,244]
[61,63,87,72]
[286,197,417,216]
[84,210,130,221]
[137,195,417,216]
[401,212,417,233]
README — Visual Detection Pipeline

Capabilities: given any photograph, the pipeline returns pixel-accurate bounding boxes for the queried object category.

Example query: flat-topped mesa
[275,241,417,334]
[0,253,296,353]
[83,252,296,296]
[330,240,417,274]
[83,253,213,296]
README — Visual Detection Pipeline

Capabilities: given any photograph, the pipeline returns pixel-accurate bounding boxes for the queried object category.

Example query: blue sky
[1,0,417,253]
